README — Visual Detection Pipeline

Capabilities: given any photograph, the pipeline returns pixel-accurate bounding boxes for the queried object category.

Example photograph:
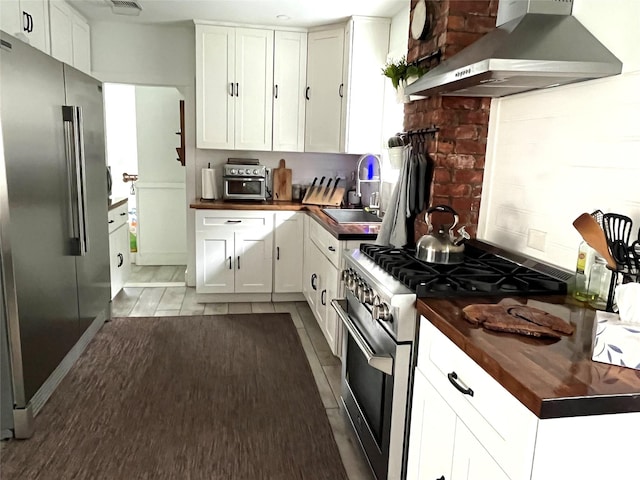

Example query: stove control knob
[341,269,350,282]
[355,281,364,299]
[349,274,359,292]
[360,287,374,304]
[253,169,259,175]
[230,168,238,175]
[372,301,390,322]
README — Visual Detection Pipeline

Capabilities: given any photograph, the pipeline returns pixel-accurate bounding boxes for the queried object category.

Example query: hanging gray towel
[376,145,411,247]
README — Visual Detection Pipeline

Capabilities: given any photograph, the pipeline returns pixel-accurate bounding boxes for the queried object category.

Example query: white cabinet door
[273,212,304,293]
[452,422,511,480]
[196,24,235,149]
[303,240,322,315]
[407,370,456,480]
[195,24,273,151]
[234,28,273,151]
[71,11,91,74]
[0,0,22,38]
[304,27,344,153]
[319,255,341,356]
[235,227,273,293]
[49,0,73,64]
[273,31,307,152]
[196,229,235,294]
[340,17,390,154]
[19,0,50,54]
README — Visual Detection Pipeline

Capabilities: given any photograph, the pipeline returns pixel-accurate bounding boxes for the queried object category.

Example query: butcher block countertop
[190,199,380,240]
[417,296,640,419]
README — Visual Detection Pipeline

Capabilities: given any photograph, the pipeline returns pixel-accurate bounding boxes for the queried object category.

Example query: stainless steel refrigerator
[0,31,111,439]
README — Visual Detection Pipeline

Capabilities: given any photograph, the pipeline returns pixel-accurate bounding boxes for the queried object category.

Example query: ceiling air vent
[109,0,143,16]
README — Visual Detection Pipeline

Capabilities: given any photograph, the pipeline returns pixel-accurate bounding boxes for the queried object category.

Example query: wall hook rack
[122,173,138,183]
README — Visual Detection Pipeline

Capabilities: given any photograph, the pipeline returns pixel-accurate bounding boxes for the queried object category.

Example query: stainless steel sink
[322,208,382,224]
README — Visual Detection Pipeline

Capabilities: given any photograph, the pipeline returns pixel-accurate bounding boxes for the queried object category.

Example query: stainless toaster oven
[223,161,267,201]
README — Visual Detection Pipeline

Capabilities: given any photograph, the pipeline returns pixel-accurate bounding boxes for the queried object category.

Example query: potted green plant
[381,56,425,103]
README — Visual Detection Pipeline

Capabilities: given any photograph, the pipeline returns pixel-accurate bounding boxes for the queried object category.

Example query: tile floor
[125,264,186,287]
[112,286,374,480]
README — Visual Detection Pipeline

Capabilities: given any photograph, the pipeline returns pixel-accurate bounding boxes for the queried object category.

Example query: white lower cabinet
[195,210,273,294]
[273,211,304,293]
[108,202,131,299]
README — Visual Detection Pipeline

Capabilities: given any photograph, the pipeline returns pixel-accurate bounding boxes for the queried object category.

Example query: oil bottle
[573,240,596,302]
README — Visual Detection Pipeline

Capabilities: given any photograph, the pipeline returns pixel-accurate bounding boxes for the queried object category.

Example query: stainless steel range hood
[405,0,622,98]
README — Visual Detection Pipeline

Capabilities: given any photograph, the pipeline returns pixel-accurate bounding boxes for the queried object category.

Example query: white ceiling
[71,0,409,28]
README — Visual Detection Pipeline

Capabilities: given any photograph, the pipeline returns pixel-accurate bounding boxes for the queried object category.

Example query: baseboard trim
[196,293,272,303]
[271,292,305,302]
[13,308,109,439]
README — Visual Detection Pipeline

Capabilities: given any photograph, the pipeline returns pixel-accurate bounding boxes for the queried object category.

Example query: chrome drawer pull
[447,371,474,397]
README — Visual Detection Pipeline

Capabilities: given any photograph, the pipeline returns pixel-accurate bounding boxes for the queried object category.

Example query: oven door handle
[331,299,394,376]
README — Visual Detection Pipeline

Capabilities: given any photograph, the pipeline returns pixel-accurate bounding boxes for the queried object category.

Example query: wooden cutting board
[272,158,292,201]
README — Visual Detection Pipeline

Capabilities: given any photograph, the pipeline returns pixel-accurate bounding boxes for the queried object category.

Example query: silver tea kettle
[416,205,470,264]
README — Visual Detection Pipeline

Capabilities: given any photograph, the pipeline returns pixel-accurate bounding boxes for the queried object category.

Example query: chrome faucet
[356,153,382,214]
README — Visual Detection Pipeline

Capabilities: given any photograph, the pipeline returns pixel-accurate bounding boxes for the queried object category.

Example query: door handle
[276,246,280,260]
[339,83,344,98]
[311,273,317,290]
[228,256,232,270]
[328,246,336,252]
[108,220,115,224]
[235,82,239,97]
[447,371,474,397]
[62,106,88,256]
[331,299,393,375]
[117,253,124,267]
[226,220,242,224]
[120,212,127,216]
[305,86,310,100]
[229,82,234,96]
[321,289,327,306]
[274,84,278,99]
[237,255,240,269]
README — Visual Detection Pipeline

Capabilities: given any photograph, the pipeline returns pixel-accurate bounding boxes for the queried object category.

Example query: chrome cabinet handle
[447,371,474,397]
[331,299,393,375]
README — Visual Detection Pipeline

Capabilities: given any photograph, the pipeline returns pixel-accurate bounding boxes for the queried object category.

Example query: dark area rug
[1,314,348,480]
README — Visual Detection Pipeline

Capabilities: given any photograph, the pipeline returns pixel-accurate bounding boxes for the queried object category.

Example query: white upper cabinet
[196,24,274,151]
[341,17,390,154]
[71,9,91,74]
[49,0,73,64]
[273,31,307,152]
[2,0,50,54]
[304,27,345,153]
[305,17,390,155]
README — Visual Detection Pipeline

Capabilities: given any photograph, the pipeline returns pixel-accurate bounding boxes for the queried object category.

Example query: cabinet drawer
[418,318,538,480]
[309,217,340,267]
[108,203,128,233]
[196,210,273,229]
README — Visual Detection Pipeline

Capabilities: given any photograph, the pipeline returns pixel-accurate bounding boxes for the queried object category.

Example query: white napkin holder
[592,310,640,370]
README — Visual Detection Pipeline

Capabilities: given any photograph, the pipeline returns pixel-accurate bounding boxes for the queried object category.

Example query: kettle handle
[425,205,459,233]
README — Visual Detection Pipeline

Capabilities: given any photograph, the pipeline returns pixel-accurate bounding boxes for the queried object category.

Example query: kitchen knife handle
[447,371,474,397]
[305,86,310,100]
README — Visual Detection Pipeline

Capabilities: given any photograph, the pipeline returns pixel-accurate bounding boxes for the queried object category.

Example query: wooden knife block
[302,186,345,207]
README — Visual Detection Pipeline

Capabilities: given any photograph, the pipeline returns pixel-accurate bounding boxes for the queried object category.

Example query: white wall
[478,0,640,271]
[103,83,138,205]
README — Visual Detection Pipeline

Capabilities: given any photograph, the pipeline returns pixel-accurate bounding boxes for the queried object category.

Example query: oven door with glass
[332,294,412,480]
[223,176,266,200]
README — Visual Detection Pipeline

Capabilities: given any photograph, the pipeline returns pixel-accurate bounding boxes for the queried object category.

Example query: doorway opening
[104,83,187,287]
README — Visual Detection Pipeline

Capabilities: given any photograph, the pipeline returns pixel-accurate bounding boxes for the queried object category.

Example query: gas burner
[358,242,568,298]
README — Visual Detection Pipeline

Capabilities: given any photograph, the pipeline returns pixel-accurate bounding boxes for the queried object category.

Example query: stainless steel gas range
[332,240,570,480]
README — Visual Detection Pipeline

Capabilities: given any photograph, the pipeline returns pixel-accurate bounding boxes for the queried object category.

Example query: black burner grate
[359,244,567,298]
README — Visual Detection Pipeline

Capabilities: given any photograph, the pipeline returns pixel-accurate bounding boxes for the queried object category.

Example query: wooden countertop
[417,296,640,419]
[190,199,380,241]
[108,197,127,211]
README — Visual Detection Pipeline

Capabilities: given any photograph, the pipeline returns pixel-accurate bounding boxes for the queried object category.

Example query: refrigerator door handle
[62,106,88,256]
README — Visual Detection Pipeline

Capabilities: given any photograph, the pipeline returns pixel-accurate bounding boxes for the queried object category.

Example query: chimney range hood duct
[405,0,622,98]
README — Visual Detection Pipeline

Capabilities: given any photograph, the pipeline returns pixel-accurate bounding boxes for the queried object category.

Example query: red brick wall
[407,0,497,239]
